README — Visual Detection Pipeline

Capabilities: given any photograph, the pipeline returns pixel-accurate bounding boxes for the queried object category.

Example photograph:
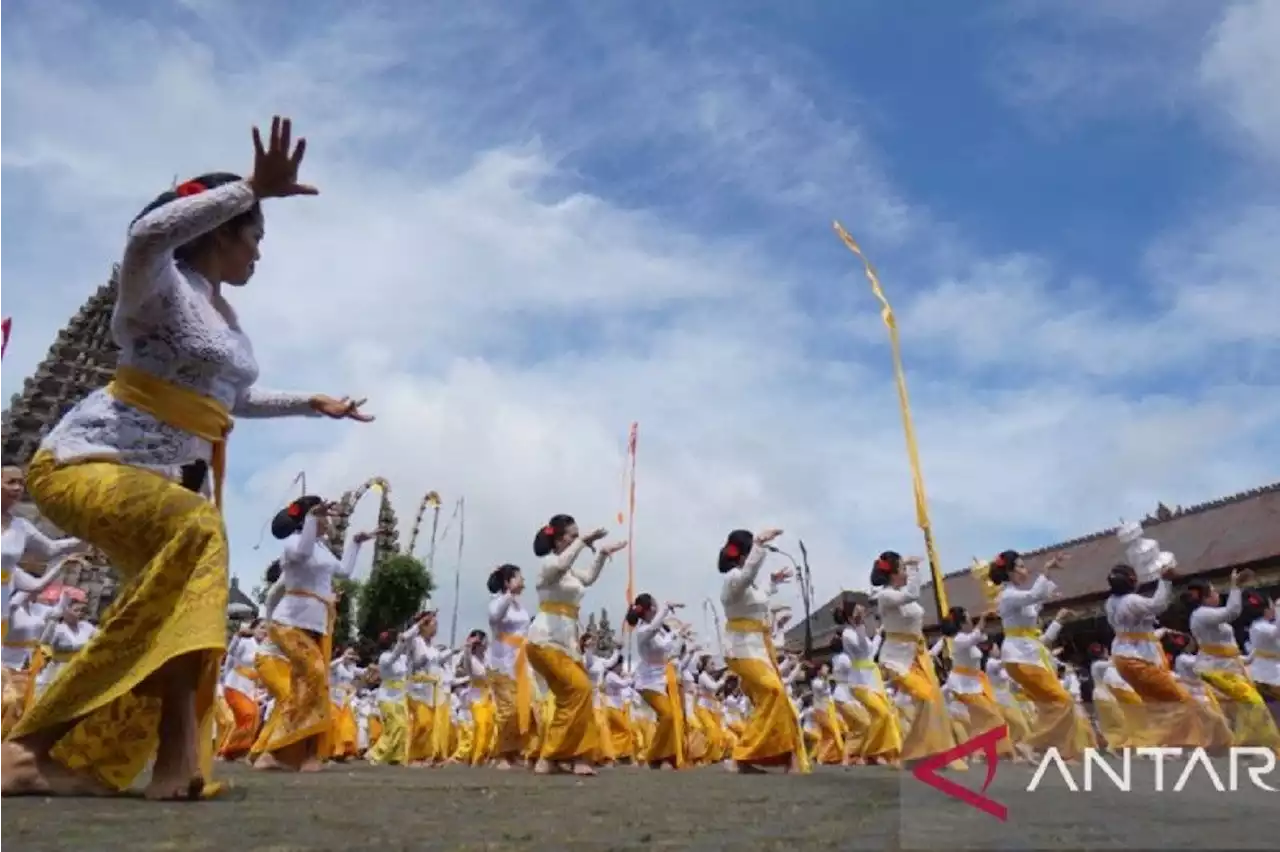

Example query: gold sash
[497,633,533,735]
[107,365,232,509]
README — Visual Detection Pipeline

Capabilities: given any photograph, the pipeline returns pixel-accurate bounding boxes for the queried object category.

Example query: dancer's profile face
[1,468,24,507]
[221,215,265,287]
[557,522,580,552]
[506,569,525,595]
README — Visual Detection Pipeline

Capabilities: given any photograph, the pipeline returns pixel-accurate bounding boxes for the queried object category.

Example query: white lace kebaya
[40,180,319,485]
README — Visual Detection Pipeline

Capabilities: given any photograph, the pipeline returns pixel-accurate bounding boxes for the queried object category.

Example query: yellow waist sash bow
[1113,631,1169,670]
[724,617,812,772]
[1199,643,1240,659]
[538,601,580,620]
[1254,649,1280,660]
[1005,626,1057,670]
[107,365,233,509]
[884,631,926,647]
[384,679,407,691]
[498,632,533,735]
[952,665,998,704]
[663,661,687,768]
[284,588,336,672]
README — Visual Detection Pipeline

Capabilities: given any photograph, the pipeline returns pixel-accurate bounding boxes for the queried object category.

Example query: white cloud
[2,2,1276,642]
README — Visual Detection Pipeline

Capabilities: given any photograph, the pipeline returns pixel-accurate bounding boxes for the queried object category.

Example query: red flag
[1,317,10,358]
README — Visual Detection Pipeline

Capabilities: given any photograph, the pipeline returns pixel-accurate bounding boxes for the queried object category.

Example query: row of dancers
[0,116,1276,800]
[5,475,1280,791]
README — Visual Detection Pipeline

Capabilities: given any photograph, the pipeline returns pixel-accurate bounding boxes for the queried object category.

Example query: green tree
[357,553,433,642]
[333,577,363,650]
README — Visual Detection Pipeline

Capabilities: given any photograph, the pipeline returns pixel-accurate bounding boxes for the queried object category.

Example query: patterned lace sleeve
[118,180,258,311]
[233,386,320,419]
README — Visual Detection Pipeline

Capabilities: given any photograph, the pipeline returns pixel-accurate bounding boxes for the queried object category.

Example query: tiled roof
[917,482,1280,624]
[799,483,1280,634]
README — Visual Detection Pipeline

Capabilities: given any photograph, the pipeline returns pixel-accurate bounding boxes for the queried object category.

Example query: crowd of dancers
[1,116,1278,801]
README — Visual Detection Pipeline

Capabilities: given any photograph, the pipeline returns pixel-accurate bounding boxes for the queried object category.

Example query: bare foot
[571,761,596,776]
[533,759,559,775]
[252,753,285,772]
[299,759,323,773]
[1,742,113,797]
[494,758,513,771]
[659,762,674,771]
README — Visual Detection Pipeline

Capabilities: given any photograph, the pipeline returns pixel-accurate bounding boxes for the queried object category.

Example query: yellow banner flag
[833,221,949,616]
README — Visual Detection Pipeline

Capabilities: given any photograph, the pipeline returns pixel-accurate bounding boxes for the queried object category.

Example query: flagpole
[448,496,465,647]
[622,422,638,668]
[832,222,951,634]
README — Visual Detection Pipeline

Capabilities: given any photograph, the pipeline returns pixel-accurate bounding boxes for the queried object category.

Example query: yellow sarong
[724,618,810,772]
[11,434,229,794]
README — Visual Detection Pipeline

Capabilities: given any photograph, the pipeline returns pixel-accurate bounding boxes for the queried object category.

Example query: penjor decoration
[833,220,950,634]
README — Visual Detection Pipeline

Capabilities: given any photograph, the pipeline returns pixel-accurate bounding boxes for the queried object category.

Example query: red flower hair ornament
[992,555,1006,568]
[724,543,741,559]
[874,557,891,572]
[542,524,556,537]
[287,503,303,518]
[175,180,206,198]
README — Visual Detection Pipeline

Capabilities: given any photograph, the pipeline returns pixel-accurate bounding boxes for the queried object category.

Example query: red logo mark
[911,724,1009,821]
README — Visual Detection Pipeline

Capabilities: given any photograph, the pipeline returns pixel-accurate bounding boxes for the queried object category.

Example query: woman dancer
[1243,591,1279,723]
[988,550,1084,760]
[602,657,635,764]
[695,656,731,764]
[2,467,81,644]
[367,630,412,766]
[2,556,82,738]
[984,644,1032,753]
[629,594,687,769]
[1184,572,1280,751]
[869,551,960,765]
[29,592,95,704]
[807,663,846,765]
[525,514,625,776]
[583,634,621,765]
[1105,562,1204,747]
[2,118,373,801]
[329,647,364,762]
[939,606,1017,760]
[1087,643,1137,753]
[405,610,447,767]
[833,601,899,765]
[218,620,265,761]
[460,630,496,765]
[486,563,534,769]
[1166,632,1233,751]
[252,498,371,771]
[718,527,808,773]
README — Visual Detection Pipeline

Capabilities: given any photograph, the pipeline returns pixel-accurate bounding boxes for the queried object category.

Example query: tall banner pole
[448,496,465,647]
[833,222,950,638]
[622,422,638,667]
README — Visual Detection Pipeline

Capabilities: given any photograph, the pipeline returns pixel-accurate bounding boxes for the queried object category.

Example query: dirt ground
[1,760,1271,851]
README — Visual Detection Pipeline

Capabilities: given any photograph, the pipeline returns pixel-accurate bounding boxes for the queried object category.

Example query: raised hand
[353,530,377,544]
[770,568,793,584]
[249,116,318,199]
[310,395,375,422]
[581,527,608,545]
[754,528,783,545]
[601,540,628,556]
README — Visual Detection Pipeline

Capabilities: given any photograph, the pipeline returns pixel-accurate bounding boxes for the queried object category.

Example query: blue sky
[2,0,1277,633]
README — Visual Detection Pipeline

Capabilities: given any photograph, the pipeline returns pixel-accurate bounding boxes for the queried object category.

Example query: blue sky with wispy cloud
[3,0,1277,632]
